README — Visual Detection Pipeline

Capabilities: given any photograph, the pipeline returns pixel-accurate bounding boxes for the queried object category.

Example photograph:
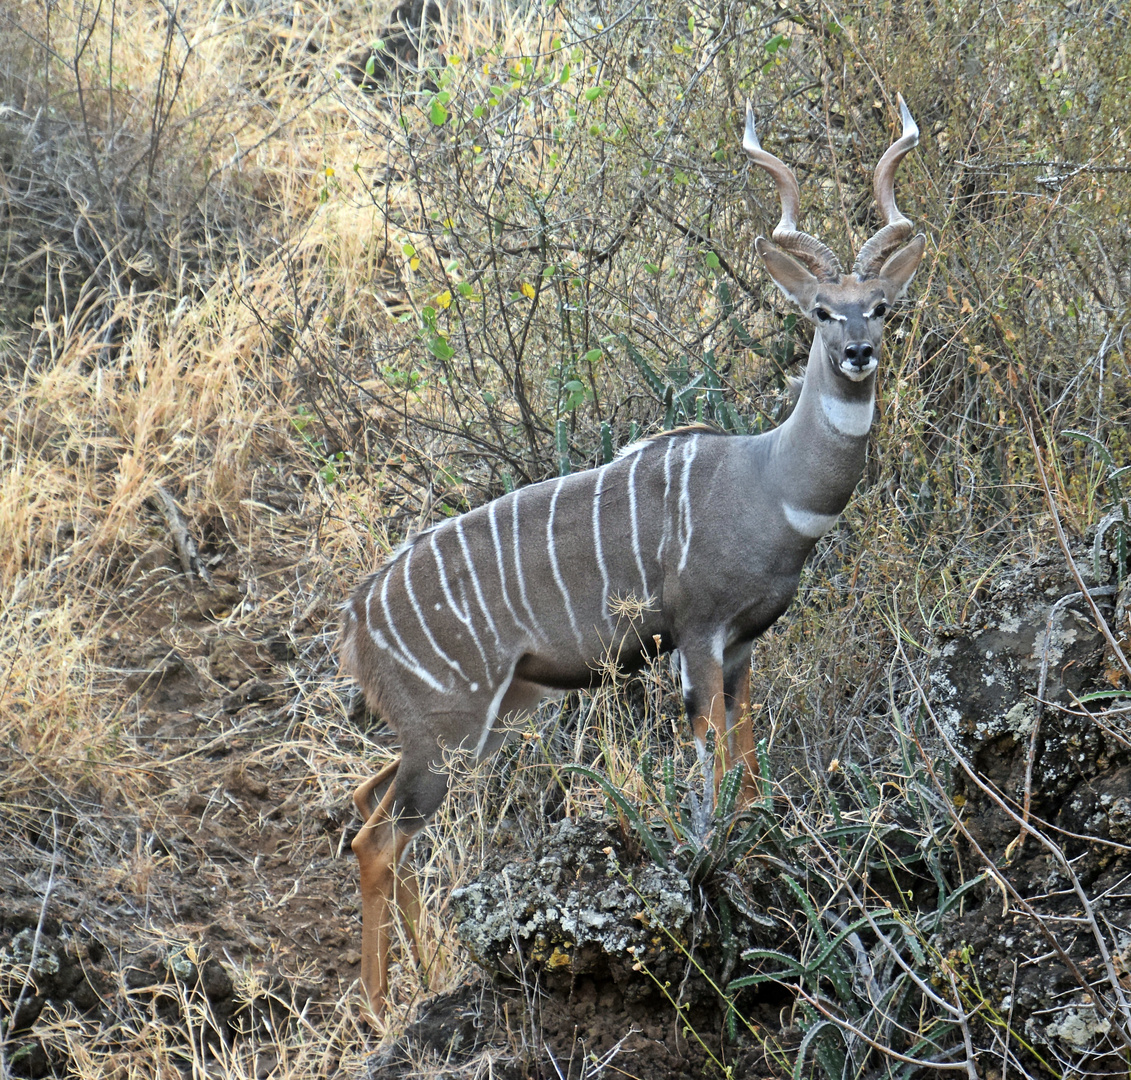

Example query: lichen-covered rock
[929,553,1105,747]
[928,549,1131,1073]
[927,552,1116,822]
[451,815,695,994]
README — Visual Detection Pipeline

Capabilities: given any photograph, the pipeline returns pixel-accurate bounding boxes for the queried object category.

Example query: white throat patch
[821,394,874,437]
[782,503,840,538]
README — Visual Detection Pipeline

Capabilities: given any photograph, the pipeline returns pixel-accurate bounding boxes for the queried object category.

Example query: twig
[947,968,981,1080]
[1015,586,1116,856]
[1026,418,1131,682]
[155,485,212,586]
[794,987,971,1071]
[2,812,59,1075]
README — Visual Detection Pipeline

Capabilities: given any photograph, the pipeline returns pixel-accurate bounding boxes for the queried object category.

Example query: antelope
[340,95,926,1018]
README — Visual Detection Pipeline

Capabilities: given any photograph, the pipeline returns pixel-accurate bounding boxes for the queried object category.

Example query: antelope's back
[339,427,766,721]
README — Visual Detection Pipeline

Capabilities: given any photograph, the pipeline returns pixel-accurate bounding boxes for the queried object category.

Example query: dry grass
[1,0,1129,1074]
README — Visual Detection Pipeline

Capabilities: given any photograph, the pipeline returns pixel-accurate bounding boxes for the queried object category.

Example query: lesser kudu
[340,94,926,1017]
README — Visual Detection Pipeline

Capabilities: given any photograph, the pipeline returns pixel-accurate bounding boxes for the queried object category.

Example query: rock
[928,549,1131,1070]
[451,815,694,995]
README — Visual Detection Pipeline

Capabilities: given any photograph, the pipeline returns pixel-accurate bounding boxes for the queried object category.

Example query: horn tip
[742,100,762,154]
[896,93,919,144]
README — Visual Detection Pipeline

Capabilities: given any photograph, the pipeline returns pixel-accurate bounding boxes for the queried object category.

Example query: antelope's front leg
[680,651,730,794]
[724,653,759,806]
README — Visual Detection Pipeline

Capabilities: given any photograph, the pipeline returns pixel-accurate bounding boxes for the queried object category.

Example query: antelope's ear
[878,233,926,301]
[755,236,820,310]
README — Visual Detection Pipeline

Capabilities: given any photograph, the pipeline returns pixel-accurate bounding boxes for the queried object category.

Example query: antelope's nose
[843,342,874,369]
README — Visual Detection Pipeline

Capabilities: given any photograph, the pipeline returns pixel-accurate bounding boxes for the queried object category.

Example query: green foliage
[290,407,348,486]
[267,0,1131,561]
[565,736,775,1028]
[724,716,981,1078]
[620,337,750,433]
[1062,429,1131,583]
[566,714,982,1075]
[4,0,1130,1073]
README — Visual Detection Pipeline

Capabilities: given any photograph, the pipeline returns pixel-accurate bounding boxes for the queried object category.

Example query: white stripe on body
[455,517,502,649]
[403,542,469,681]
[656,438,677,566]
[431,530,491,675]
[591,466,615,631]
[626,450,650,600]
[488,500,534,639]
[511,487,546,642]
[677,435,699,573]
[363,563,448,692]
[547,477,586,648]
[475,661,516,758]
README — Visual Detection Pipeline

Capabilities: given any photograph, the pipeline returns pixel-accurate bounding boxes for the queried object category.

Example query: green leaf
[1077,688,1131,703]
[584,348,602,363]
[430,99,449,125]
[428,337,454,361]
[555,419,571,475]
[563,765,668,864]
[704,251,720,270]
[1062,428,1114,467]
[561,379,587,411]
[584,85,605,101]
[621,335,665,398]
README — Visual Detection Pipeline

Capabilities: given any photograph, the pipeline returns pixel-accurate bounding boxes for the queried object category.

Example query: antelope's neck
[770,338,874,515]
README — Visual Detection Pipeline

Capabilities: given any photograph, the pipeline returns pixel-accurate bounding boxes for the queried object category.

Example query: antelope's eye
[871,303,888,319]
[814,307,832,323]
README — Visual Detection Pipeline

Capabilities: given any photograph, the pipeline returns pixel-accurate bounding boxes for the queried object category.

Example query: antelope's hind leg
[351,753,448,1020]
[353,758,422,964]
